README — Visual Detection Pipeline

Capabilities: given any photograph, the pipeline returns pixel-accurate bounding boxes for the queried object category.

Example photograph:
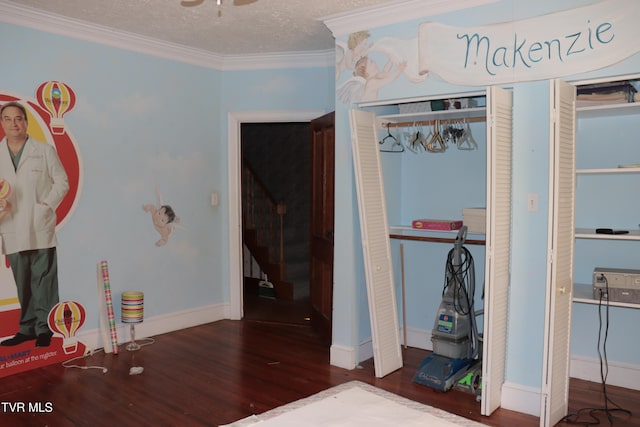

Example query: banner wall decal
[418,0,640,86]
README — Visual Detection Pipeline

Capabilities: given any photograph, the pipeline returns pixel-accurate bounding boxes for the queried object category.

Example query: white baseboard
[344,326,640,418]
[501,355,640,417]
[75,313,639,417]
[570,355,640,391]
[347,327,432,367]
[358,338,373,364]
[403,326,433,351]
[76,302,227,354]
[330,344,357,370]
[500,381,542,417]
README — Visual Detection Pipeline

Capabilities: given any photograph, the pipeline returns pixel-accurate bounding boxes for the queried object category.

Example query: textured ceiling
[5,0,400,55]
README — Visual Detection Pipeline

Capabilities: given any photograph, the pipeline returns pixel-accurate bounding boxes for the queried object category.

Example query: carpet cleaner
[413,226,482,393]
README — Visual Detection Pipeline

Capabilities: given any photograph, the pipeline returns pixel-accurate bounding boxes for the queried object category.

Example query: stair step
[286,263,309,280]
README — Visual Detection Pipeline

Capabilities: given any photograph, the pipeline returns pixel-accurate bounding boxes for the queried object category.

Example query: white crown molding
[221,50,335,71]
[0,1,225,69]
[0,0,495,70]
[322,0,499,37]
[0,1,334,71]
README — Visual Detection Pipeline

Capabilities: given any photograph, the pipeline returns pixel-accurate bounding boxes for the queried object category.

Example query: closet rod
[380,115,486,129]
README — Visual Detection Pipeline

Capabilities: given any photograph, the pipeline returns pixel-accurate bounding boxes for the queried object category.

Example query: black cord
[443,246,473,314]
[442,245,479,359]
[559,275,632,426]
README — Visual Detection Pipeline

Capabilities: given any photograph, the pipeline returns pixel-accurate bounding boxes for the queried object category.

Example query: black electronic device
[595,228,629,235]
[593,267,640,304]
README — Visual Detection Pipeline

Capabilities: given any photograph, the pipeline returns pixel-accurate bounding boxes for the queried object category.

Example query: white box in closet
[462,208,486,234]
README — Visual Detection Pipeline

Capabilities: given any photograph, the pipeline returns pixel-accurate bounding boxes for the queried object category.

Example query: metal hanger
[456,118,478,151]
[405,123,423,154]
[426,120,447,153]
[379,123,404,153]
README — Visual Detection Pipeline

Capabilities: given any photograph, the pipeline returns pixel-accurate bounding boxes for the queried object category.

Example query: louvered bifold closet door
[541,80,576,427]
[349,109,403,378]
[482,86,513,416]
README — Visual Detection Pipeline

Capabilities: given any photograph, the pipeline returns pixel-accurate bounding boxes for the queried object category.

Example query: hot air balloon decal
[0,179,11,200]
[48,301,86,354]
[36,81,76,135]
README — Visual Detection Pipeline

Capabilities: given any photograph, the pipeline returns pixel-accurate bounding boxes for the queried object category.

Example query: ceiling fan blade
[233,0,258,5]
[180,0,205,7]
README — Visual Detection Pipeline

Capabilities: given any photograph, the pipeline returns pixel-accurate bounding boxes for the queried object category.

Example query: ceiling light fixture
[180,0,258,17]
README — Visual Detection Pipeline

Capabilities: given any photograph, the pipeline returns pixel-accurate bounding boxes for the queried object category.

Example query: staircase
[242,164,293,300]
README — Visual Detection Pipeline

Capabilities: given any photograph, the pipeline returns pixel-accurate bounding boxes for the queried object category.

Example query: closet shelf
[389,225,486,245]
[573,283,640,308]
[575,228,640,240]
[577,167,640,174]
[378,107,486,128]
[577,100,640,118]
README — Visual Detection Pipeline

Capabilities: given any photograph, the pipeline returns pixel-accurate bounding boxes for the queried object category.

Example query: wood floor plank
[0,319,637,426]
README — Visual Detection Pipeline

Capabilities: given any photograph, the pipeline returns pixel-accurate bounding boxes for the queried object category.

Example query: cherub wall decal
[337,34,428,104]
[143,189,180,247]
[335,31,371,79]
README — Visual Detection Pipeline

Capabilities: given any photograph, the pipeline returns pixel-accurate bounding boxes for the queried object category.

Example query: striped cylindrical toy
[99,260,119,354]
[121,291,144,324]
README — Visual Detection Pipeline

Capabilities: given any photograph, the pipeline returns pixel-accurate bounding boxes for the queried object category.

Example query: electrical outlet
[527,193,538,212]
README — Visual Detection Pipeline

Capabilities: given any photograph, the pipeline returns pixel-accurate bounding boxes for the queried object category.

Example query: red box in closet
[411,219,463,231]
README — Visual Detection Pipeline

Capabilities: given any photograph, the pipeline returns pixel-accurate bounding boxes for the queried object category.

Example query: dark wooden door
[309,112,335,345]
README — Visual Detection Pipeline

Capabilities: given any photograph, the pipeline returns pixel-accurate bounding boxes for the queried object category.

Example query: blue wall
[0,23,223,329]
[0,22,333,334]
[2,0,639,399]
[332,0,640,391]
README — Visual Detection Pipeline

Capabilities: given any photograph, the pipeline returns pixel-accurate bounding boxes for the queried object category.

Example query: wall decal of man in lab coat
[0,82,84,377]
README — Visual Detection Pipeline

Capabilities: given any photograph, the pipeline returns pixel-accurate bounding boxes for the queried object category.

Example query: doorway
[227,111,330,328]
[241,121,312,325]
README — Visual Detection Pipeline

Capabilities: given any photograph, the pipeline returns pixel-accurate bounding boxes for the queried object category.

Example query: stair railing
[242,163,286,278]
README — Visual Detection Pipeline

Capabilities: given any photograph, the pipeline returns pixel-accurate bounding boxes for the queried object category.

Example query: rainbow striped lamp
[121,291,144,351]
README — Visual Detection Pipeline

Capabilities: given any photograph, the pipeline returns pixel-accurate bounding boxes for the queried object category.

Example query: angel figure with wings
[337,36,426,104]
[143,189,180,247]
[338,56,407,103]
[335,30,371,79]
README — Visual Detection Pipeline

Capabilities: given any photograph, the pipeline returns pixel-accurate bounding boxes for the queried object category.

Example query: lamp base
[126,341,141,351]
[126,324,142,351]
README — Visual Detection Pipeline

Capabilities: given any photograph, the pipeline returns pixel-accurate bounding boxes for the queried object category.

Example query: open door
[349,109,403,378]
[481,86,514,416]
[540,79,576,427]
[309,112,335,345]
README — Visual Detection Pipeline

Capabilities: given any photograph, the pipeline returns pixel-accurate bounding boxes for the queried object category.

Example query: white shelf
[388,225,486,244]
[378,107,486,125]
[358,91,487,108]
[576,101,640,118]
[575,228,640,240]
[573,80,640,311]
[576,167,640,174]
[573,283,640,308]
[389,225,483,235]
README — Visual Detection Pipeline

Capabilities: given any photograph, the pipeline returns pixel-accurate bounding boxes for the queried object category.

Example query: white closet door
[540,80,576,427]
[481,86,513,416]
[349,109,403,378]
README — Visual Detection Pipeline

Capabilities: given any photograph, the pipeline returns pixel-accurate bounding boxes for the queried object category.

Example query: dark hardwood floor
[0,297,637,426]
[243,282,311,326]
